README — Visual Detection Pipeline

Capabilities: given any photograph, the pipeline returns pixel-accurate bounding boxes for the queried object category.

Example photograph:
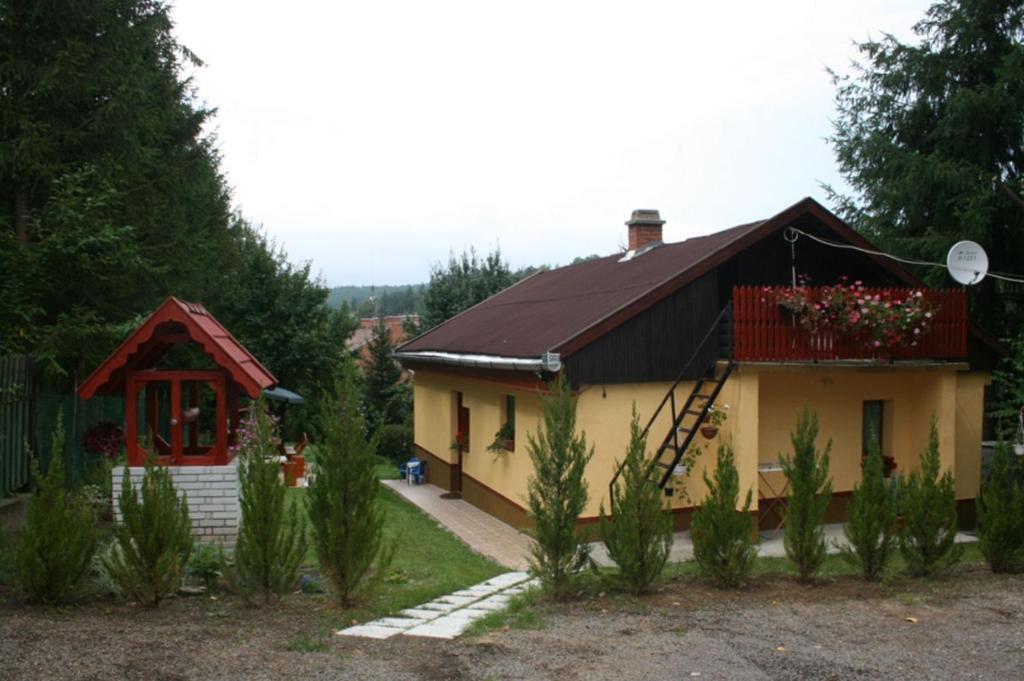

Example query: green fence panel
[0,355,33,498]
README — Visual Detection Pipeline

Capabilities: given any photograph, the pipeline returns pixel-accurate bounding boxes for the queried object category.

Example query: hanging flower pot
[700,425,719,439]
[1014,443,1024,457]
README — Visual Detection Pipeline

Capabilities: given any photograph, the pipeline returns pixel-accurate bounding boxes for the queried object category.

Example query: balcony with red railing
[732,284,968,362]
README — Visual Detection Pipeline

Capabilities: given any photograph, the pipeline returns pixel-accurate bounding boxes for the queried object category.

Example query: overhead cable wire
[783,227,1024,285]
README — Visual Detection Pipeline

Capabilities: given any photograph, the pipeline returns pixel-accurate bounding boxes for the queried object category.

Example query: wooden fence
[0,355,33,498]
[733,286,968,362]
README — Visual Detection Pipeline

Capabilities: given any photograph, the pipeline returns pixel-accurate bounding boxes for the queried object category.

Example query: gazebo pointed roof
[78,297,276,399]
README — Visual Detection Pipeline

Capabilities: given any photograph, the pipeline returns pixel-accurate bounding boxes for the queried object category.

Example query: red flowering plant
[82,421,124,458]
[768,277,938,350]
[450,431,468,453]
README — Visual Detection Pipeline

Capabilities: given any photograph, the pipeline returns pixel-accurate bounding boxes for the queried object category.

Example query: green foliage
[377,423,413,463]
[976,441,1024,573]
[826,0,1024,340]
[900,417,963,576]
[188,542,227,593]
[526,376,593,599]
[233,401,306,602]
[991,331,1024,425]
[690,443,757,588]
[362,315,407,432]
[841,434,898,580]
[599,406,673,595]
[781,408,833,582]
[15,414,96,603]
[307,369,394,606]
[103,464,193,606]
[327,284,426,315]
[421,247,518,331]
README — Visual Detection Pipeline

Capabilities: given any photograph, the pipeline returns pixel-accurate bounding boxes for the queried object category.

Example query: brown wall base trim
[413,444,452,491]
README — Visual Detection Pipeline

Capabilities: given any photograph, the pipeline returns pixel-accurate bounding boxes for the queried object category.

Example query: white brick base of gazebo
[112,462,240,548]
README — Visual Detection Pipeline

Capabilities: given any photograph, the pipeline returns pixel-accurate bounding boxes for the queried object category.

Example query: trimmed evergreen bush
[900,417,963,576]
[691,443,757,588]
[781,407,833,582]
[102,463,192,606]
[15,414,96,603]
[233,402,306,603]
[307,368,394,606]
[599,406,673,594]
[840,433,897,580]
[976,441,1024,573]
[378,423,413,463]
[526,375,593,599]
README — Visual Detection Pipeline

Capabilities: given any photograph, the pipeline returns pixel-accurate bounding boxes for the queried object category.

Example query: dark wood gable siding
[564,271,720,386]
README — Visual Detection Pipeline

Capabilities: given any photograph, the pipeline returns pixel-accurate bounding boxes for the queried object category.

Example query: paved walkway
[336,571,537,640]
[385,480,977,569]
[382,480,532,569]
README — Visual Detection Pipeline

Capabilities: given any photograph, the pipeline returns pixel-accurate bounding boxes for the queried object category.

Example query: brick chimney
[626,209,665,250]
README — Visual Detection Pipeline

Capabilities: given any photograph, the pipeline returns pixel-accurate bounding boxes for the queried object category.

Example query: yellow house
[396,198,1002,531]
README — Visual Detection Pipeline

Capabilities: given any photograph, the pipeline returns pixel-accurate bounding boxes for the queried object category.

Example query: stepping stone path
[336,571,537,640]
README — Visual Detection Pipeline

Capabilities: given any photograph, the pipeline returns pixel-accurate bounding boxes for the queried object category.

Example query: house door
[453,392,469,493]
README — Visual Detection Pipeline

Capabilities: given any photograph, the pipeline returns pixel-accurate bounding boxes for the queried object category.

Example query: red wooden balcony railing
[732,285,968,362]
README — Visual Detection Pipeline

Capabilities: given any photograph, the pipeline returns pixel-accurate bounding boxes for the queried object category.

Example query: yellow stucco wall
[411,363,989,523]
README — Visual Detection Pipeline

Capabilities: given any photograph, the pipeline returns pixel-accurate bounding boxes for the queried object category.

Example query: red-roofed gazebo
[78,297,277,466]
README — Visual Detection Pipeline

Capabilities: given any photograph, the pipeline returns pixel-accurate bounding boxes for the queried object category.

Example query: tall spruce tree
[526,375,593,599]
[826,0,1024,338]
[599,406,673,595]
[362,315,404,432]
[781,408,833,582]
[900,417,963,576]
[15,413,96,603]
[977,440,1024,573]
[841,433,898,580]
[307,367,394,606]
[690,444,757,588]
[233,401,306,603]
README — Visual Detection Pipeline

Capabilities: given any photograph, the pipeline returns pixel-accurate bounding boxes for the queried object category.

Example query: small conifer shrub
[900,417,963,576]
[977,441,1024,573]
[781,408,833,582]
[526,376,593,599]
[16,414,96,603]
[307,368,394,606]
[691,443,756,588]
[599,406,673,594]
[233,401,306,603]
[840,433,897,580]
[103,463,192,606]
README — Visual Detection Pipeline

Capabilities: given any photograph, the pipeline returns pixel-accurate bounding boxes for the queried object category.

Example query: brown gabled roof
[78,297,277,399]
[398,213,769,359]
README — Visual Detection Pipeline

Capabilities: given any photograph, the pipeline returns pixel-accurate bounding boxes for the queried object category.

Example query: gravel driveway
[1,567,1021,680]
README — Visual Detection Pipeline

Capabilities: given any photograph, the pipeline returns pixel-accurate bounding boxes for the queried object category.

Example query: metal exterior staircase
[609,304,735,499]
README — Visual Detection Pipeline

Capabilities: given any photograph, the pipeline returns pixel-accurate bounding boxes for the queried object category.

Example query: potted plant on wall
[486,422,515,454]
[450,431,467,453]
[700,404,728,439]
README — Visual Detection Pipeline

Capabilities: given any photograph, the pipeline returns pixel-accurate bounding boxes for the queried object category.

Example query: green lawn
[287,480,504,623]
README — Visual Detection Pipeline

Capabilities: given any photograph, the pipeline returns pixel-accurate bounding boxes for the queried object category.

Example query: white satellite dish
[946,240,989,286]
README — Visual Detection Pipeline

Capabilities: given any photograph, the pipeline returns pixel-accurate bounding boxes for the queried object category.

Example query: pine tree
[307,368,394,606]
[781,408,833,582]
[826,0,1024,339]
[841,433,898,580]
[362,315,404,432]
[15,413,96,603]
[977,441,1024,573]
[691,443,757,588]
[526,376,593,599]
[599,406,673,594]
[900,417,963,576]
[233,401,307,603]
[103,464,192,606]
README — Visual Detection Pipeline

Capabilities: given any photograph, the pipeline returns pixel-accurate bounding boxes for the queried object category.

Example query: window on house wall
[501,394,516,450]
[862,400,884,457]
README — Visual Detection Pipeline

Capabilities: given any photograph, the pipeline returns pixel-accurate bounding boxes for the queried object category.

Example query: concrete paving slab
[417,601,460,612]
[435,594,480,607]
[400,608,443,620]
[336,624,403,640]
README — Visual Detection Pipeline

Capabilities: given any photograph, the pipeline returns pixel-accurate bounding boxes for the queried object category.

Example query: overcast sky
[171,0,933,287]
